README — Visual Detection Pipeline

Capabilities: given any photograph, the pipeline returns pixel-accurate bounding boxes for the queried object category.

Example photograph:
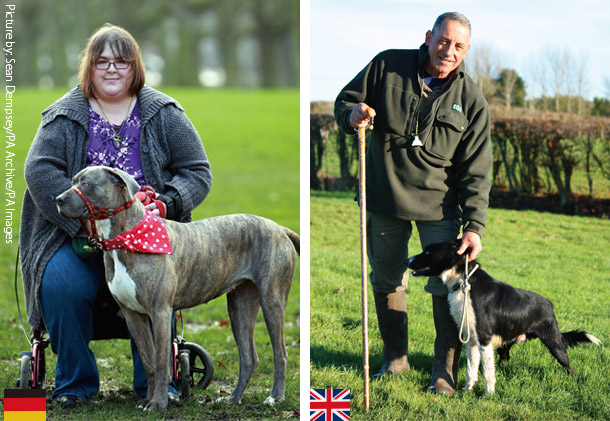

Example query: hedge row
[311,112,610,212]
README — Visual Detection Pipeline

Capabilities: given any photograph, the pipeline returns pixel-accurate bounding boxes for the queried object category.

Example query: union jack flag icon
[310,388,350,421]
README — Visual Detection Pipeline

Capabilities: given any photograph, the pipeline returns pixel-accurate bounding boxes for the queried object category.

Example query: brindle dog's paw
[264,395,284,405]
[144,399,168,413]
[216,395,242,404]
[136,399,149,409]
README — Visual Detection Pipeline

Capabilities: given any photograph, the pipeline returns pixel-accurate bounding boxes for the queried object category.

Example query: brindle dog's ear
[106,167,141,200]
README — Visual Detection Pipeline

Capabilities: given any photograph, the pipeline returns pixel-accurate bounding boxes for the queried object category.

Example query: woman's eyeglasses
[95,60,130,70]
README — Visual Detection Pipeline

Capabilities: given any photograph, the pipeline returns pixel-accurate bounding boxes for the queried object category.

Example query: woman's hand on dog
[137,190,167,218]
[145,197,166,217]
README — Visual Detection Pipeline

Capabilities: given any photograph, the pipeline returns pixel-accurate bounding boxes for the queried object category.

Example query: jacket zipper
[406,97,417,138]
[407,78,425,141]
[414,73,460,145]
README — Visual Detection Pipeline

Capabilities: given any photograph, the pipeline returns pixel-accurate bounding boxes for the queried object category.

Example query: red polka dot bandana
[102,211,173,255]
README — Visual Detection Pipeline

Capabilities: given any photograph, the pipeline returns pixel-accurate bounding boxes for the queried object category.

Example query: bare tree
[564,52,574,113]
[544,47,570,112]
[466,42,501,100]
[498,69,518,109]
[527,53,549,111]
[574,52,590,115]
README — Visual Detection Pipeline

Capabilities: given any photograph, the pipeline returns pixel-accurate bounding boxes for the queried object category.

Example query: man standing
[334,12,491,396]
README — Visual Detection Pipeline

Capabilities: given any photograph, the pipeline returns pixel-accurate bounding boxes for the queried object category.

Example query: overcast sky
[309,0,610,102]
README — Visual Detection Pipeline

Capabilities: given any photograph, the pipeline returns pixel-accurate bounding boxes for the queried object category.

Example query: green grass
[310,191,610,420]
[0,88,299,419]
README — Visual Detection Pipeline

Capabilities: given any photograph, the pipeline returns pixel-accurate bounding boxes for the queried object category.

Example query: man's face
[424,19,471,78]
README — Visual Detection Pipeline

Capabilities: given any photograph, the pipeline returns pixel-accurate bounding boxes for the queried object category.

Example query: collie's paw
[463,381,477,393]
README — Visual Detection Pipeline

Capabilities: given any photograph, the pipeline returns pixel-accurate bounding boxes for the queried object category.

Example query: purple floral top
[86,100,145,185]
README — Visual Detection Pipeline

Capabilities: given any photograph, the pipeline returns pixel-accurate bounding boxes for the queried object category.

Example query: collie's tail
[562,330,602,347]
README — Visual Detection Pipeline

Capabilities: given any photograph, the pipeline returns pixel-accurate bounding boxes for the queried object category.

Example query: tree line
[13,0,299,88]
[467,44,610,117]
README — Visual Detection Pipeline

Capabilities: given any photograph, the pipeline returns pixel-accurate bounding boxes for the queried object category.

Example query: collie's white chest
[447,289,478,343]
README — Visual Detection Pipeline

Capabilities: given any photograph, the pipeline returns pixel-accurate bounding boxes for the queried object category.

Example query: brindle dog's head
[56,166,141,220]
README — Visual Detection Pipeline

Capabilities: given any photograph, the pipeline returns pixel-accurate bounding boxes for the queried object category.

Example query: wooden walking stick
[358,106,375,411]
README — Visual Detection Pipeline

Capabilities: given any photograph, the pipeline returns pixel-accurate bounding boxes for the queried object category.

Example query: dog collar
[102,211,173,255]
[72,185,137,247]
[451,263,480,292]
[72,186,136,220]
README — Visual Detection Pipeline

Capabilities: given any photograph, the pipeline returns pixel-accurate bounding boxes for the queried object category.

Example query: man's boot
[429,295,462,396]
[372,290,410,378]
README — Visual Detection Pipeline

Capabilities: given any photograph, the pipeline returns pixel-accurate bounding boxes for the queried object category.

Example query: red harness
[72,186,136,248]
[73,185,173,254]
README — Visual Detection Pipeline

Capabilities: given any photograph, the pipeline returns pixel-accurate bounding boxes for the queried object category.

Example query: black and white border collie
[406,240,601,395]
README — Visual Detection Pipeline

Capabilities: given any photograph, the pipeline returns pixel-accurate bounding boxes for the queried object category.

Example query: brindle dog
[56,166,299,412]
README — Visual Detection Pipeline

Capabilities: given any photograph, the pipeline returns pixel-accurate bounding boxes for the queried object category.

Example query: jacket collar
[41,87,90,127]
[40,85,183,128]
[137,85,184,126]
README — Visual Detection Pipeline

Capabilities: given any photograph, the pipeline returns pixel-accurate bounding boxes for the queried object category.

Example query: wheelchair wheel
[178,351,190,400]
[35,348,47,389]
[183,342,213,390]
[18,354,32,389]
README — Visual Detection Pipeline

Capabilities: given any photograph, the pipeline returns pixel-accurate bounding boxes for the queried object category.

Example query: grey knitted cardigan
[20,85,212,329]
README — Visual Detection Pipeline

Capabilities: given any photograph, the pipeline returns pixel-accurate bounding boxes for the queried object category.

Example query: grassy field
[310,191,610,420]
[0,88,300,419]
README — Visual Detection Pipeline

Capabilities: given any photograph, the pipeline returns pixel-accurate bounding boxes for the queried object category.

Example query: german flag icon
[3,389,47,420]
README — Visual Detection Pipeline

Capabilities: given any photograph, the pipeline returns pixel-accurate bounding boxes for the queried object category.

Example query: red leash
[135,186,167,219]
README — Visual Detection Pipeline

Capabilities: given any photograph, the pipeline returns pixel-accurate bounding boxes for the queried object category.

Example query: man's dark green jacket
[335,44,492,236]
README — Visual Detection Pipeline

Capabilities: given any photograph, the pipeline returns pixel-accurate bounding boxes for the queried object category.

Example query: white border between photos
[299,0,311,418]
